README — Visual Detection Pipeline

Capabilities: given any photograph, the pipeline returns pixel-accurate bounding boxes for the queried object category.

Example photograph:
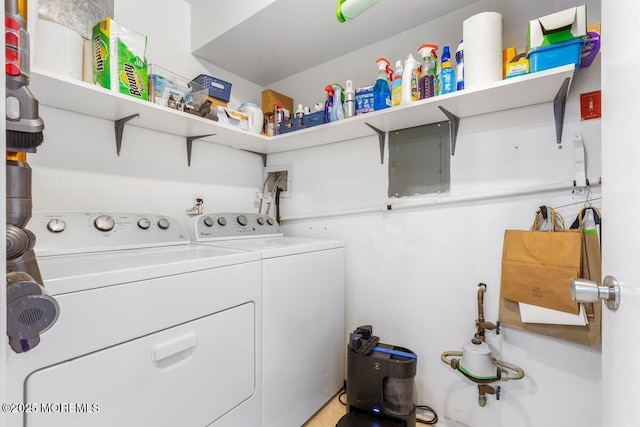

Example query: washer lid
[38,245,261,295]
[204,236,345,258]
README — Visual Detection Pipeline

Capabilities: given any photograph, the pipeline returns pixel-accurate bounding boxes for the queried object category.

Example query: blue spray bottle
[373,57,391,110]
[439,45,456,95]
[330,83,345,121]
[324,84,334,123]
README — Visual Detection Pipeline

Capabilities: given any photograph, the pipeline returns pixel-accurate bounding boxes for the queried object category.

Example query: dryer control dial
[267,217,275,226]
[137,218,151,230]
[94,215,115,232]
[157,217,171,230]
[203,216,214,227]
[257,217,265,225]
[236,215,248,226]
[217,217,227,226]
[46,219,66,233]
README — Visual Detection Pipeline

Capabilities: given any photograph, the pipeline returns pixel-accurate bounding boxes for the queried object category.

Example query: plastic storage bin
[192,74,232,102]
[302,111,326,128]
[278,117,304,134]
[527,38,584,73]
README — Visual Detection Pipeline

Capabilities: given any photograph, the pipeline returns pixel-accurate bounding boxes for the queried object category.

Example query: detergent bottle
[417,43,438,99]
[391,60,403,107]
[400,53,419,104]
[455,40,464,91]
[324,84,334,123]
[439,45,456,95]
[330,83,345,121]
[373,57,391,110]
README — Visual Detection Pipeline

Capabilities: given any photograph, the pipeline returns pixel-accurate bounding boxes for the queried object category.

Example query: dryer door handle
[152,332,198,363]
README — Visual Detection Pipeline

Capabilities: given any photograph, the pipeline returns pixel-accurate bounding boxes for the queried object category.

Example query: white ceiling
[191,0,480,87]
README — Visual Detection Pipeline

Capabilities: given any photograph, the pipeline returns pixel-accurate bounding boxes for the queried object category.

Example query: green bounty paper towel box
[92,17,148,100]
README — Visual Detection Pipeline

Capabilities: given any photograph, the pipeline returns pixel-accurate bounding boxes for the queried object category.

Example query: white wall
[267,0,603,426]
[29,0,265,221]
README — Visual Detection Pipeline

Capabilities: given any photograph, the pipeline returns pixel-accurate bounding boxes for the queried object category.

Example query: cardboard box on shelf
[527,5,587,51]
[261,89,293,115]
[208,96,228,109]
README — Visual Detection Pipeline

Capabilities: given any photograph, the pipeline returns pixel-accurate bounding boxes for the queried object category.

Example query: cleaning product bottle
[439,45,456,95]
[391,60,403,107]
[418,43,438,99]
[400,54,418,104]
[274,102,284,135]
[324,85,334,123]
[344,79,355,118]
[455,40,464,91]
[330,83,345,121]
[373,57,391,111]
[295,104,305,119]
[435,59,442,96]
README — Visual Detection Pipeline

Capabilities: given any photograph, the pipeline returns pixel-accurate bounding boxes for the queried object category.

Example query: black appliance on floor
[337,325,417,427]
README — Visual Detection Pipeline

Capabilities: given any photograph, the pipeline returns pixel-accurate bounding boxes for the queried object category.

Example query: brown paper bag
[499,226,602,348]
[500,229,582,314]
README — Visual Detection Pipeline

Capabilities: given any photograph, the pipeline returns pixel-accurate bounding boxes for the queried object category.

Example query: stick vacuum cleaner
[5,0,59,353]
[337,325,417,427]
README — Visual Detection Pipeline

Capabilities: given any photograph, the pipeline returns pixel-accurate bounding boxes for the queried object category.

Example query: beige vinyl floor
[304,393,346,427]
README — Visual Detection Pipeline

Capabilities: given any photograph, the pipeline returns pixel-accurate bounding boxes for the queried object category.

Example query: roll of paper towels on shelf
[463,12,503,89]
[34,18,83,80]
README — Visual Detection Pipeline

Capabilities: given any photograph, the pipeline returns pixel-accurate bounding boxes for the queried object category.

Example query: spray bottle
[456,40,464,91]
[391,60,403,107]
[344,80,355,118]
[418,43,438,99]
[324,85,334,123]
[373,57,391,110]
[439,45,456,95]
[330,83,345,121]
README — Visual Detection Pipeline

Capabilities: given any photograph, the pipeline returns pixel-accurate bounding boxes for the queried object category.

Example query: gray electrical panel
[388,121,451,198]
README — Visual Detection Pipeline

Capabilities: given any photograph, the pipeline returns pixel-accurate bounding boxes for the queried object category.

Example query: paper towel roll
[463,12,503,89]
[34,18,83,80]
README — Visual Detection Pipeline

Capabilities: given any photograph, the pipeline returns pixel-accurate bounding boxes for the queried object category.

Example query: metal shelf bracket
[553,77,571,147]
[241,149,268,167]
[365,122,387,164]
[438,106,460,156]
[114,114,140,156]
[186,134,215,166]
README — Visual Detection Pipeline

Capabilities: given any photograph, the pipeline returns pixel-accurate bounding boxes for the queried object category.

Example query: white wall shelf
[29,64,575,165]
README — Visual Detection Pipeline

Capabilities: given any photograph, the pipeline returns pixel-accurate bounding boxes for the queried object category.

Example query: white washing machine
[6,212,263,427]
[189,212,346,427]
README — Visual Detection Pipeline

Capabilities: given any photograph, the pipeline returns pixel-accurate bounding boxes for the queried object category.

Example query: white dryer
[6,212,263,427]
[189,212,346,427]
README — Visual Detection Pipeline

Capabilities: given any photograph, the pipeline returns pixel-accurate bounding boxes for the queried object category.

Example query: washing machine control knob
[237,215,248,226]
[257,217,265,225]
[217,217,227,226]
[46,219,66,233]
[94,215,115,232]
[157,217,171,230]
[202,216,214,227]
[137,218,151,230]
[267,217,275,226]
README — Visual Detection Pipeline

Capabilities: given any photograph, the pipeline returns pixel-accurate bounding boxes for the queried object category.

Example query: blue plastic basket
[528,38,584,73]
[192,74,232,101]
[302,111,326,128]
[278,117,304,134]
